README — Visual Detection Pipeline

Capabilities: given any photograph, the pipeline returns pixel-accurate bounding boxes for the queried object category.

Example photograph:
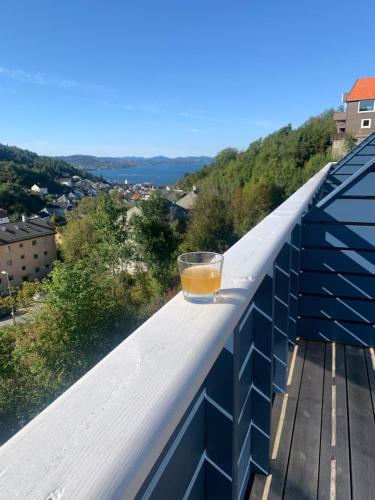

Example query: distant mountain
[55,154,213,170]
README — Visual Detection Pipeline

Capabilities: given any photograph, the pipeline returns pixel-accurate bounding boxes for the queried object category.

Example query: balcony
[1,134,375,499]
[333,111,347,122]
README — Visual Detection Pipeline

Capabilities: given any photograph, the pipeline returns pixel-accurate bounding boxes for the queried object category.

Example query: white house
[31,184,48,195]
[0,209,10,224]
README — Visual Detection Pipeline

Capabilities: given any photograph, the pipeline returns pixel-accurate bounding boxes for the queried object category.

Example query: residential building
[333,77,375,154]
[175,186,198,210]
[31,184,48,195]
[0,217,56,293]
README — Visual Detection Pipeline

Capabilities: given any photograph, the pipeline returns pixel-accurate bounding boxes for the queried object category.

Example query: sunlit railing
[0,164,332,500]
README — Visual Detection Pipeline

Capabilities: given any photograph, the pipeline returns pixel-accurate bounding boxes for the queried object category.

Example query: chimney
[22,214,27,223]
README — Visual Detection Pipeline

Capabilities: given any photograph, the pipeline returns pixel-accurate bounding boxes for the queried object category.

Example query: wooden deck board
[249,340,375,500]
[346,346,375,500]
[317,343,331,500]
[283,341,325,500]
[334,344,351,500]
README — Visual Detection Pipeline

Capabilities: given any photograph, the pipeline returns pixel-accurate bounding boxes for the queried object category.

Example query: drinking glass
[177,252,224,303]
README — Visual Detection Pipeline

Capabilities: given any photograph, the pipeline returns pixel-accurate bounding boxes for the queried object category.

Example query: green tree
[129,193,182,290]
[233,180,285,235]
[184,191,235,253]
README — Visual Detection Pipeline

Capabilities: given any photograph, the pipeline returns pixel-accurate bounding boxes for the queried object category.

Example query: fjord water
[89,161,207,186]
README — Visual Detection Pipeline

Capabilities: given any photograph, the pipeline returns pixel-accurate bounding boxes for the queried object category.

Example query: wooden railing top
[0,164,332,500]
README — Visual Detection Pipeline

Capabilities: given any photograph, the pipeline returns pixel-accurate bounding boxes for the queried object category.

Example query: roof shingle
[0,218,55,245]
[346,77,375,101]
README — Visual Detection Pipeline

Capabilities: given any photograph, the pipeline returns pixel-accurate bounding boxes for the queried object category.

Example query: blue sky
[1,0,374,157]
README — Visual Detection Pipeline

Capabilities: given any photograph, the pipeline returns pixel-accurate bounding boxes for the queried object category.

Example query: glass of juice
[178,252,224,303]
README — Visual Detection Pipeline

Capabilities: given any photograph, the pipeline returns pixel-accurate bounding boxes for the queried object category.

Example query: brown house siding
[345,101,375,139]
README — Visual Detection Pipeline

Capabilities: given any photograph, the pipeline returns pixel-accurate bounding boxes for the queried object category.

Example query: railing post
[250,272,274,475]
[288,221,302,344]
[272,242,292,393]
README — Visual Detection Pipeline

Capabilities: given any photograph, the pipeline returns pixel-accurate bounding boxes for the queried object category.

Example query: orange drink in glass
[178,252,224,303]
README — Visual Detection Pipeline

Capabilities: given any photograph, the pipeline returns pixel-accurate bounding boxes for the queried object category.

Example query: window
[6,260,12,266]
[32,240,37,246]
[19,243,23,248]
[361,118,372,129]
[35,267,40,273]
[358,99,375,112]
[21,265,26,271]
[9,275,13,281]
[45,264,50,270]
[43,250,48,256]
[20,254,25,260]
[33,254,38,259]
[22,276,28,282]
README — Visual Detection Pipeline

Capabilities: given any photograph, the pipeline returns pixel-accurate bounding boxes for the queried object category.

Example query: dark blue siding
[298,133,375,346]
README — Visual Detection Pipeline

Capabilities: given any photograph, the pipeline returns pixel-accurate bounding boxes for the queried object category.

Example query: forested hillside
[0,144,97,217]
[179,110,335,236]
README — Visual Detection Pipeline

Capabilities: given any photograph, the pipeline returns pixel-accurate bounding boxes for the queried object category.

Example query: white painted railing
[0,164,332,499]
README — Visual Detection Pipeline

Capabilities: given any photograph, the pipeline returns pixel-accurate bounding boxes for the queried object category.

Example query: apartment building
[0,217,57,293]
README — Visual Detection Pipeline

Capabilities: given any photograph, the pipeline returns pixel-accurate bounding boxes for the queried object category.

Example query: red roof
[346,77,375,101]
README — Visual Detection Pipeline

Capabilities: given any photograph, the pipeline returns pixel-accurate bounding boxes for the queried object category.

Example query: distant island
[54,154,213,171]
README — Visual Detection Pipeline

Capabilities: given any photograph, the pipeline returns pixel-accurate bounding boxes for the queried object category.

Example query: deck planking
[248,340,375,500]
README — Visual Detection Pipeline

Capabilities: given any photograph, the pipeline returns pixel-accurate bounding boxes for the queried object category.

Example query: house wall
[0,234,57,293]
[345,100,375,140]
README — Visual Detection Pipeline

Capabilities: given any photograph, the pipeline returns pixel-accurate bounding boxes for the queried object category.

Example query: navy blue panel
[275,243,291,272]
[290,248,300,274]
[251,389,271,436]
[251,422,270,474]
[329,174,352,184]
[289,294,298,317]
[274,298,288,333]
[252,349,272,402]
[345,155,373,165]
[300,271,375,299]
[298,317,375,346]
[299,295,375,324]
[274,268,289,304]
[206,462,232,500]
[253,310,272,358]
[343,172,375,196]
[238,386,252,451]
[302,223,375,250]
[138,395,205,500]
[206,348,233,415]
[206,403,232,477]
[254,275,273,318]
[308,199,375,224]
[238,306,253,368]
[237,426,251,496]
[332,163,368,175]
[301,248,375,275]
[239,349,252,410]
[186,459,205,500]
[273,328,287,391]
[359,145,375,155]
